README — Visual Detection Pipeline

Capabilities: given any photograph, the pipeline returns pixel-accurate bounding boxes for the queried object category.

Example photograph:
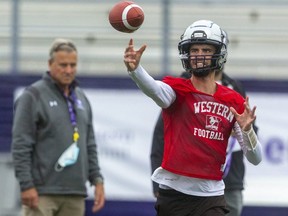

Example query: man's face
[49,51,77,88]
[189,44,216,70]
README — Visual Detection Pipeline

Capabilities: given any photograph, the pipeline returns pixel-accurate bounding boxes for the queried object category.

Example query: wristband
[242,127,257,149]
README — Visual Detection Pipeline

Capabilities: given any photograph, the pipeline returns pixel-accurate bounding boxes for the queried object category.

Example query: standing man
[12,38,105,216]
[124,20,262,216]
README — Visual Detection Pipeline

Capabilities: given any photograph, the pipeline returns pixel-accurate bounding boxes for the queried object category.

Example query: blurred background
[1,0,288,215]
[1,0,288,78]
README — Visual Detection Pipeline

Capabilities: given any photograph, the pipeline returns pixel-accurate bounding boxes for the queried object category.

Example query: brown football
[109,1,145,33]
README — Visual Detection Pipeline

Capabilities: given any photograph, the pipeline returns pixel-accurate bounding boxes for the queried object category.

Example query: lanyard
[63,90,80,143]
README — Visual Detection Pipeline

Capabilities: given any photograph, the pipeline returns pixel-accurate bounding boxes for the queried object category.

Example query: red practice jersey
[161,77,245,180]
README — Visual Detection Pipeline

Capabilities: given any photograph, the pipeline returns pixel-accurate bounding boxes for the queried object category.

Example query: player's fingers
[246,96,250,103]
[124,39,135,54]
[124,46,137,61]
[123,58,136,72]
[138,44,147,55]
[124,50,135,60]
[124,53,136,64]
[250,106,257,117]
[230,107,238,117]
[124,45,134,54]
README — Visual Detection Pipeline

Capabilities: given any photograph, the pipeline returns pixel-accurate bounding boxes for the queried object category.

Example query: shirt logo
[49,100,58,107]
[205,115,221,131]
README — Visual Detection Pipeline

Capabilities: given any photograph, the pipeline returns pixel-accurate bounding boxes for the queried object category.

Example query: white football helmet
[178,20,228,76]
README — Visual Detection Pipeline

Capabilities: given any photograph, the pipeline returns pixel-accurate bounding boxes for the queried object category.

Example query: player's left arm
[230,97,262,165]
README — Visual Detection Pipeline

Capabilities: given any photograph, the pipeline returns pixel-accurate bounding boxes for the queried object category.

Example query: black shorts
[155,188,229,216]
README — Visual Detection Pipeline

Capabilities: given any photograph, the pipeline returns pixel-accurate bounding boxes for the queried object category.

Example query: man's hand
[21,187,39,209]
[92,183,105,213]
[230,96,257,132]
[124,38,146,71]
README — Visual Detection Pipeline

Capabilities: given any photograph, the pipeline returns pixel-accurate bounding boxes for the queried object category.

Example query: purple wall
[85,200,288,216]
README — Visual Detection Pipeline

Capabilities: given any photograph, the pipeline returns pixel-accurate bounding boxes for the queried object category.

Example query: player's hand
[21,187,39,209]
[124,38,146,72]
[92,183,105,213]
[230,96,256,132]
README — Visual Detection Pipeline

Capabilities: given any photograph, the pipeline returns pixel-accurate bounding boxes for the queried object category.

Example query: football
[108,1,145,33]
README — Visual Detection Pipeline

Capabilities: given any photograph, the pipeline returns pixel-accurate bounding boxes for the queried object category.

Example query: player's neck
[191,73,216,95]
[214,71,223,82]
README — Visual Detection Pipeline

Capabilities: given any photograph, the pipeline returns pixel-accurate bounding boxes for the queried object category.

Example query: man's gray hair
[49,38,77,60]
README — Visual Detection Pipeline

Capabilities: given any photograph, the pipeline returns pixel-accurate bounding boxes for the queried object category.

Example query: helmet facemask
[187,53,221,77]
[178,20,228,77]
